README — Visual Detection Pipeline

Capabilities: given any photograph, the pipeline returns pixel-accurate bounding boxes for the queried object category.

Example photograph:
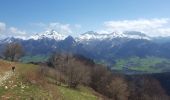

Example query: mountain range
[1,30,170,69]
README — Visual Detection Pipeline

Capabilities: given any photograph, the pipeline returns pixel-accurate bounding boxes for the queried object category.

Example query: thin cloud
[9,27,27,35]
[2,18,170,38]
[0,22,6,34]
[100,18,170,37]
[0,22,77,38]
[0,22,28,38]
[47,23,73,34]
[31,22,76,35]
[74,24,82,29]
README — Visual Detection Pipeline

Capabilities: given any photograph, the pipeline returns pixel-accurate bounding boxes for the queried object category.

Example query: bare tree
[3,42,24,61]
[49,52,66,85]
[65,58,91,88]
[90,65,113,95]
[107,76,129,100]
[49,53,91,88]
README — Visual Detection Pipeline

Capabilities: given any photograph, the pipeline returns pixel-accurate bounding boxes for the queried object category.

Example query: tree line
[47,52,170,100]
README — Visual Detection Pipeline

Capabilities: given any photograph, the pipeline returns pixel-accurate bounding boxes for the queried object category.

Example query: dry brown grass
[0,60,16,75]
[20,66,47,87]
[0,60,10,70]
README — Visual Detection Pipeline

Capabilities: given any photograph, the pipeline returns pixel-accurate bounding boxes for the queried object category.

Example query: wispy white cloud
[0,22,6,34]
[9,27,27,35]
[74,24,82,29]
[47,23,73,34]
[99,18,170,37]
[2,18,170,38]
[0,21,82,39]
[31,22,82,36]
[0,22,28,39]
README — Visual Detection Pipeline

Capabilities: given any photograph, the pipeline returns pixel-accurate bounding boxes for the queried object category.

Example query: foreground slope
[0,60,101,100]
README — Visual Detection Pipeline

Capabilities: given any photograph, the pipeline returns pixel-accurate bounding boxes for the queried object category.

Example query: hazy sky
[0,0,170,37]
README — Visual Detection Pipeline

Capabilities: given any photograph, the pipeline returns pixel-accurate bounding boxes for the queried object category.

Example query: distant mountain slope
[1,30,170,71]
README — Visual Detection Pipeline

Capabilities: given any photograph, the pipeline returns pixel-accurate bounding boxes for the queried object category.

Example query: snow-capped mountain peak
[28,30,67,40]
[77,31,151,42]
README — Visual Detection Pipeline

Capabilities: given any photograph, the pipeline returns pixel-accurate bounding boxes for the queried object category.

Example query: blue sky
[0,0,170,37]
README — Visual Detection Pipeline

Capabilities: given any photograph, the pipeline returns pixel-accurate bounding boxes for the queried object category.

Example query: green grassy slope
[58,86,99,100]
[0,60,101,100]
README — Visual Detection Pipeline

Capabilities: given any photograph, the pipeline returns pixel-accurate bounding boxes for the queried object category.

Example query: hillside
[0,60,102,100]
